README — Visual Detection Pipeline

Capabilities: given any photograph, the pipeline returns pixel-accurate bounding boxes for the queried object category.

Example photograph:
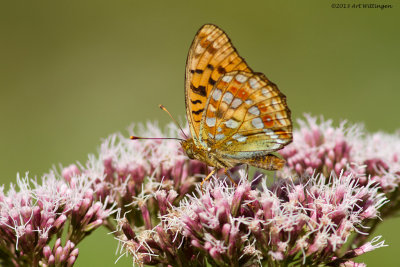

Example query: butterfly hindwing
[185,24,251,146]
[200,71,292,159]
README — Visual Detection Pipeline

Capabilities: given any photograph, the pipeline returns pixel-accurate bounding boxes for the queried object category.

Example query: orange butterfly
[133,24,292,187]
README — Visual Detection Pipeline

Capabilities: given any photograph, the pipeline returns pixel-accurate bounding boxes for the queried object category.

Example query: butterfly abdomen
[244,154,286,171]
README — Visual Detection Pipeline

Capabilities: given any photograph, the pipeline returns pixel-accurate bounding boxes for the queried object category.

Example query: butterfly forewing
[185,24,251,146]
[200,71,292,159]
[183,24,292,172]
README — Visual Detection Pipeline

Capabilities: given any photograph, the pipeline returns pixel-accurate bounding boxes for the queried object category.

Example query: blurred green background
[0,0,399,266]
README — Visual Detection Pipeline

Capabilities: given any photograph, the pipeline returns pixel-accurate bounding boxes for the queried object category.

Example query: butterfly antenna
[130,136,184,141]
[158,104,188,139]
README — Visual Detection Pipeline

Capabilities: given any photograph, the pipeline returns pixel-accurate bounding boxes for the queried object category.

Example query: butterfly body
[181,137,285,171]
[182,24,292,176]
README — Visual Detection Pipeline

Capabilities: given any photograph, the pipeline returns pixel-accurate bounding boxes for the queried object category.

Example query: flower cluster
[82,123,207,215]
[279,115,400,244]
[0,171,114,266]
[1,116,398,266]
[280,115,400,193]
[117,171,387,266]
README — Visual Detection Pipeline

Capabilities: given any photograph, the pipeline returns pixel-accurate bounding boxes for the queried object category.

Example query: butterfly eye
[181,140,195,159]
[185,148,195,159]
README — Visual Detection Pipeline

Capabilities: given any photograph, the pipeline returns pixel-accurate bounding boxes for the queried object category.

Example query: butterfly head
[180,138,196,160]
[180,138,227,169]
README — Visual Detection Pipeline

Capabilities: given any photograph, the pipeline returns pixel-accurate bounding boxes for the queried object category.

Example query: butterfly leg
[224,169,238,187]
[200,168,217,194]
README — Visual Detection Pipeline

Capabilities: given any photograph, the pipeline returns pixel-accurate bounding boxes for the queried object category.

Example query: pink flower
[117,170,387,266]
[42,238,79,267]
[0,171,113,266]
[280,114,400,193]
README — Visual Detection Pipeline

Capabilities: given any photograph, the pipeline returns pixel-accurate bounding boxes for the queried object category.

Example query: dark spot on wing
[190,83,207,97]
[190,69,205,74]
[208,77,216,86]
[192,109,204,115]
[191,99,202,104]
[217,66,226,74]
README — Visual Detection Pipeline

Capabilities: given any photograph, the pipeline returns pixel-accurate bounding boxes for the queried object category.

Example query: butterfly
[181,24,292,186]
[132,24,292,188]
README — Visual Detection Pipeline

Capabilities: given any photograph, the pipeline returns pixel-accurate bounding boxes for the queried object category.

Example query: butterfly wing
[200,71,292,159]
[185,24,251,147]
